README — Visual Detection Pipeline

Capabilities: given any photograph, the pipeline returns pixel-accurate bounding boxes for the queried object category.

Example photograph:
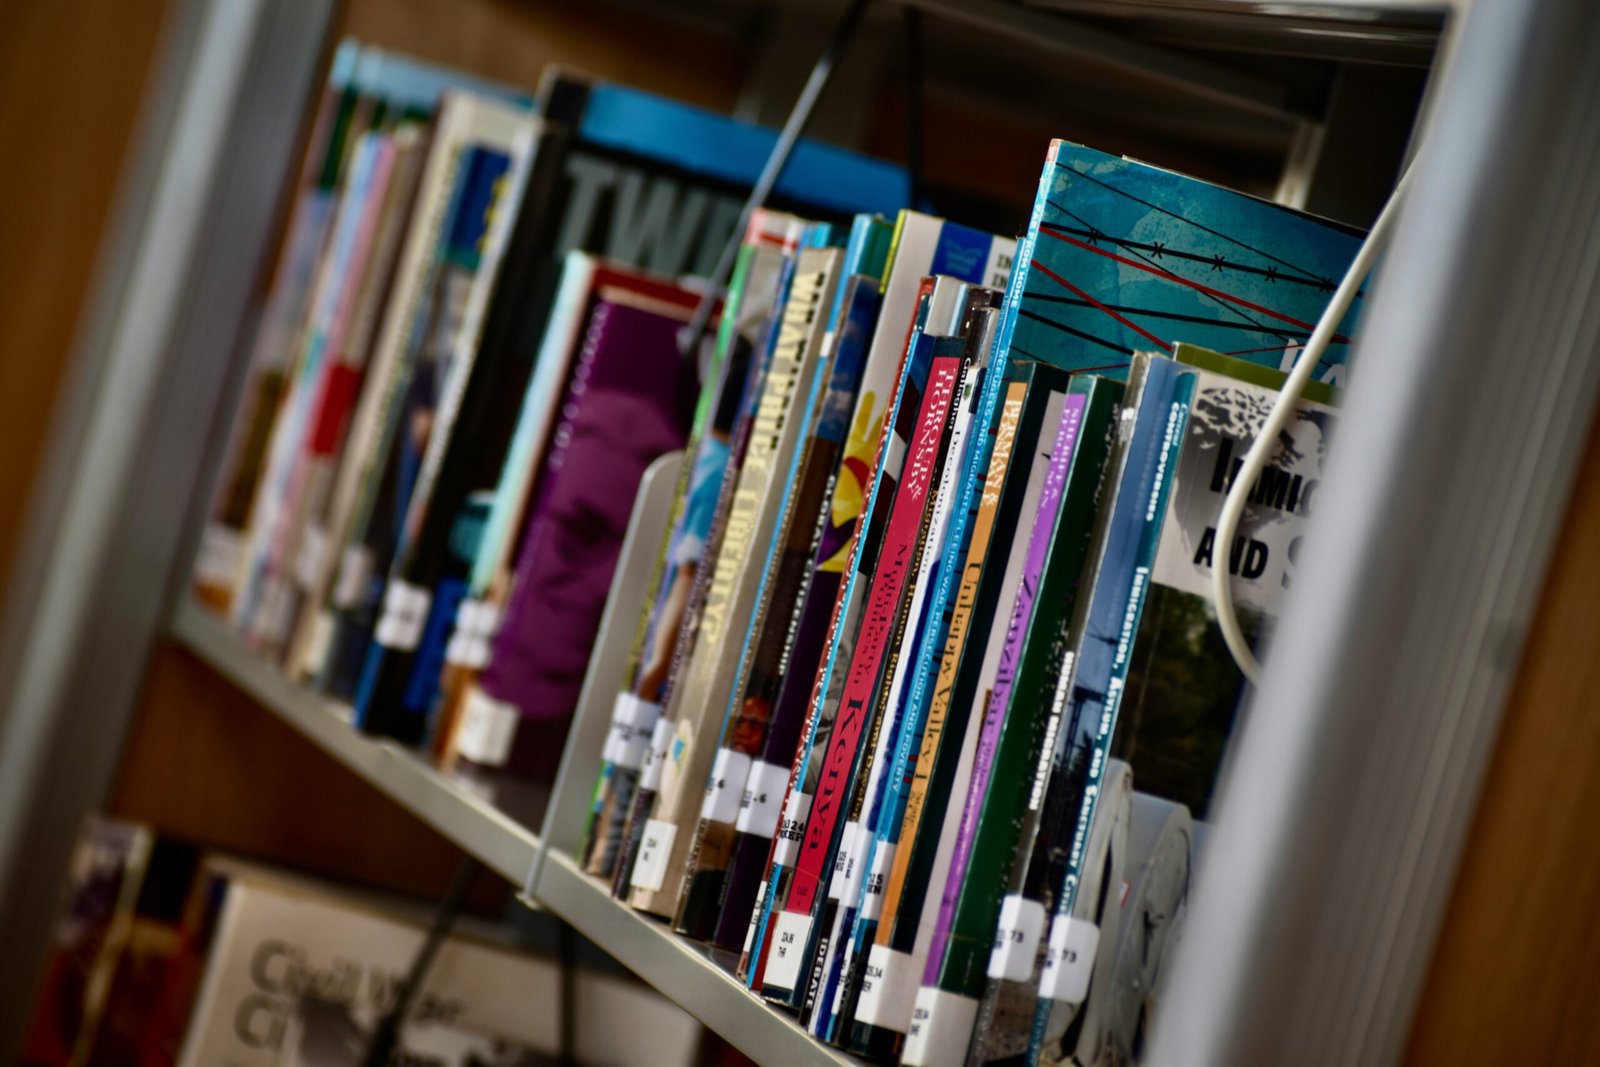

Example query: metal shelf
[535,849,858,1066]
[170,599,543,886]
[172,595,857,1066]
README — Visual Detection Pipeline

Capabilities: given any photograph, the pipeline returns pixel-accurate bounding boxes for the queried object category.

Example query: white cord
[1212,161,1416,685]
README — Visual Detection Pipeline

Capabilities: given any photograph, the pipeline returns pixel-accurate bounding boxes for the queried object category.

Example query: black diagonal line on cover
[1026,293,1305,343]
[1045,199,1282,341]
[1038,223,1334,294]
[1055,165,1340,289]
[1015,309,1131,356]
[1043,211,1344,377]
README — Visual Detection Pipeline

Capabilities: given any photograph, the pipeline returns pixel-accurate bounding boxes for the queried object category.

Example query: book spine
[578,247,761,878]
[194,189,337,610]
[626,256,823,919]
[231,133,387,643]
[905,360,1187,1067]
[194,70,355,611]
[853,385,1072,1060]
[837,374,1033,1052]
[758,348,962,1005]
[609,248,797,900]
[313,106,532,701]
[1026,362,1193,1052]
[431,255,596,763]
[708,278,882,953]
[811,341,995,1040]
[739,280,936,988]
[352,134,535,740]
[283,131,425,681]
[964,391,1099,1064]
[675,253,842,939]
[261,136,403,663]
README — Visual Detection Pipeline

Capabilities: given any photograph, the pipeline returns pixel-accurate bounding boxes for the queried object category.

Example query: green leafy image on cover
[1116,367,1335,818]
[1009,141,1366,385]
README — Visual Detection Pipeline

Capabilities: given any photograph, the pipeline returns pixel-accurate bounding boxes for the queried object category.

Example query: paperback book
[741,215,1016,988]
[625,245,837,919]
[838,358,1071,1054]
[1027,345,1337,1058]
[673,246,849,940]
[755,295,967,1006]
[582,217,805,886]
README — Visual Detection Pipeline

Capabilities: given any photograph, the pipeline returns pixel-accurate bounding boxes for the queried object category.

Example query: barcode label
[902,987,979,1067]
[861,842,896,921]
[332,544,374,609]
[294,526,329,590]
[853,944,914,1030]
[444,597,501,668]
[195,524,242,586]
[771,790,811,868]
[454,687,518,765]
[602,694,661,771]
[639,719,674,791]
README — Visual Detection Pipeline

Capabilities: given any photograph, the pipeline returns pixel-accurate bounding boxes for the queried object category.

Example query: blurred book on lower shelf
[22,817,705,1067]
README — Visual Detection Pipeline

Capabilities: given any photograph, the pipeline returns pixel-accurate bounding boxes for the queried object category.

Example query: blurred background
[5,1,1600,1065]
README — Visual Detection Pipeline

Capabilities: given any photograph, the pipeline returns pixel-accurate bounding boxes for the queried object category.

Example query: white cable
[1212,161,1416,685]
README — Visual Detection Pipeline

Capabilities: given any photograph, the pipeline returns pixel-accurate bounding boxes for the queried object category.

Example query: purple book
[924,388,1085,981]
[475,290,698,779]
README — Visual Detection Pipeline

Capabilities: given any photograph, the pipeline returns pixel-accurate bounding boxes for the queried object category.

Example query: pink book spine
[785,353,963,917]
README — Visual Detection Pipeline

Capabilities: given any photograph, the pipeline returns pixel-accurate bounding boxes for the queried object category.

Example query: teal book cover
[1004,141,1365,386]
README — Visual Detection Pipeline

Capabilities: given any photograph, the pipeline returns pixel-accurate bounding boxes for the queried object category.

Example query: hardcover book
[450,279,706,781]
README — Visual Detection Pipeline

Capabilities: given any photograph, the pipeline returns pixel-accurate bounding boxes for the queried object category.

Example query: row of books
[195,40,905,774]
[23,818,706,1067]
[195,41,1366,1067]
[576,138,1357,1064]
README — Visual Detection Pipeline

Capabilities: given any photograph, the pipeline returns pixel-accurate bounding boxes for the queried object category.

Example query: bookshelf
[170,599,544,886]
[536,851,861,1066]
[14,0,1600,1065]
[168,608,867,1067]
